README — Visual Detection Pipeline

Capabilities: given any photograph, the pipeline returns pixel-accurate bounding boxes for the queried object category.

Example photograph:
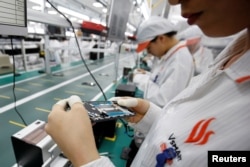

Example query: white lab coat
[193,45,214,75]
[133,41,194,107]
[49,39,62,64]
[81,30,250,167]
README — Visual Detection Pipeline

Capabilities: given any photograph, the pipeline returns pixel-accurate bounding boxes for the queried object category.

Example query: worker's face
[147,35,172,58]
[169,0,250,37]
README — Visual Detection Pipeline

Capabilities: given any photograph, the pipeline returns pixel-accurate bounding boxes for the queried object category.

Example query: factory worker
[177,25,214,75]
[133,16,194,108]
[45,0,250,167]
[49,39,62,65]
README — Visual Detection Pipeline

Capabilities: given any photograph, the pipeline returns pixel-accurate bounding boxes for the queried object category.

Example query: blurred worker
[133,16,194,108]
[177,25,214,75]
[45,0,250,167]
[68,29,88,61]
[49,38,62,65]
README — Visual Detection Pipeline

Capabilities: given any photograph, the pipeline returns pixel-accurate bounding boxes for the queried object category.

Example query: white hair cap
[136,16,177,52]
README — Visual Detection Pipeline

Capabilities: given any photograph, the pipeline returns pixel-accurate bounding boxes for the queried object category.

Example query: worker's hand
[134,68,147,74]
[110,97,150,123]
[45,95,99,167]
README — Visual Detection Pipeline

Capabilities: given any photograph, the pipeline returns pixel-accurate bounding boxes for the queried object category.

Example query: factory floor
[0,53,137,167]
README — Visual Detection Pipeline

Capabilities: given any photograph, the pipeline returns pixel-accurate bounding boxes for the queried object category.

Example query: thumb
[117,98,138,107]
[68,95,83,107]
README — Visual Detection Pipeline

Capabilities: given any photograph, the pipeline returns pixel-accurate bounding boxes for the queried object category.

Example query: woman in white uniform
[133,16,194,108]
[45,0,250,167]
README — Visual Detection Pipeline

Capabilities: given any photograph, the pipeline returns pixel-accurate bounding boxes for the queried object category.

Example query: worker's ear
[158,35,169,42]
[157,35,164,41]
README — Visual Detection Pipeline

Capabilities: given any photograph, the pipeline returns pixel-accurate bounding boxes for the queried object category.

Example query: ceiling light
[32,6,42,11]
[102,8,107,13]
[29,0,42,5]
[48,10,57,15]
[45,2,51,8]
[58,6,90,20]
[93,2,103,8]
[70,17,77,21]
[127,23,136,31]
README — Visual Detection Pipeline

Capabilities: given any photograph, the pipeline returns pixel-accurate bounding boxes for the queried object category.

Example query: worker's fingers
[68,95,83,107]
[56,98,68,106]
[52,98,69,111]
[108,96,121,101]
[117,98,138,108]
[109,96,138,108]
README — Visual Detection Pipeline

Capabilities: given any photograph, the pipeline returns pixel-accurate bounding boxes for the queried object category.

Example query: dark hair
[164,31,177,37]
[150,31,178,43]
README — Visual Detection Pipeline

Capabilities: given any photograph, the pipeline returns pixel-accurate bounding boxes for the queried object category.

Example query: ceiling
[27,0,182,35]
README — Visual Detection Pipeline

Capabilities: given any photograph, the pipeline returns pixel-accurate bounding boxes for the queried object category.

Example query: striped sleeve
[132,102,162,135]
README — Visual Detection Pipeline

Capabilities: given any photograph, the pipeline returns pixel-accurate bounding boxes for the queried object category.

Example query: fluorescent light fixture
[45,2,51,8]
[136,0,142,4]
[32,6,42,11]
[141,1,150,19]
[29,21,36,25]
[127,23,136,31]
[125,31,133,36]
[28,26,45,34]
[58,6,90,20]
[66,31,75,37]
[35,28,45,34]
[102,8,107,13]
[60,14,69,18]
[29,0,43,5]
[93,2,103,8]
[28,27,35,33]
[70,17,77,21]
[48,10,57,15]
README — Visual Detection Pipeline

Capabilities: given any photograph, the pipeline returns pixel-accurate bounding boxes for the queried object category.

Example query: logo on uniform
[185,117,215,145]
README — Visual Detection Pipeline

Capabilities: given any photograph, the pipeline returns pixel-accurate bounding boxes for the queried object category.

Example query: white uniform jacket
[193,45,214,75]
[81,30,250,167]
[133,41,194,107]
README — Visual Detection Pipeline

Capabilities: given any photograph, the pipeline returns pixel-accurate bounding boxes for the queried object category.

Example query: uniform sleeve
[131,102,162,135]
[133,73,150,91]
[80,156,115,167]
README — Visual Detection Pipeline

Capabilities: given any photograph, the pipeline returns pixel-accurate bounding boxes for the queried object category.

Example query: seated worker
[45,0,250,166]
[133,16,194,108]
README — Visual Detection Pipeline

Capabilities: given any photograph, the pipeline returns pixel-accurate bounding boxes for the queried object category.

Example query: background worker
[45,0,250,166]
[133,16,194,108]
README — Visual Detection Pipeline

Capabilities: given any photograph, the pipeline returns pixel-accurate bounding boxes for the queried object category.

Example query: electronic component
[84,101,135,122]
[115,84,137,97]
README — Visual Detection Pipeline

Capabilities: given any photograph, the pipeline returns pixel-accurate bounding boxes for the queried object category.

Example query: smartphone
[84,101,134,122]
